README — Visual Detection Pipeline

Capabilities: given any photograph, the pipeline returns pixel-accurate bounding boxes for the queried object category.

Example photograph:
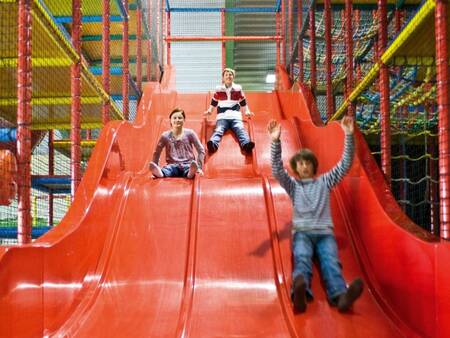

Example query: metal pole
[435,0,450,239]
[156,0,161,69]
[17,0,32,244]
[276,4,280,67]
[345,0,354,116]
[102,0,111,125]
[324,0,333,119]
[281,0,286,66]
[355,9,362,82]
[309,2,316,94]
[161,0,165,66]
[297,0,303,82]
[378,0,391,183]
[137,5,143,92]
[221,9,225,71]
[48,130,54,227]
[122,0,129,120]
[166,3,171,65]
[71,0,82,198]
[288,0,293,74]
[146,0,152,81]
[395,7,403,32]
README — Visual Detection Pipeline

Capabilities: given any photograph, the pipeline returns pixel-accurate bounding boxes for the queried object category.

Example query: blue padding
[111,95,138,101]
[32,177,71,186]
[0,128,17,142]
[54,15,123,23]
[32,176,71,194]
[168,7,277,13]
[90,66,123,75]
[0,226,51,239]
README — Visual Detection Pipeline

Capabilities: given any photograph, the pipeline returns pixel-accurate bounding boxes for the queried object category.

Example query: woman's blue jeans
[161,163,190,177]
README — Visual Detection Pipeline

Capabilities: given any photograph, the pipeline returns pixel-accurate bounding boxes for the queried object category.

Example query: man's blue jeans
[161,163,190,177]
[292,231,347,302]
[209,118,250,148]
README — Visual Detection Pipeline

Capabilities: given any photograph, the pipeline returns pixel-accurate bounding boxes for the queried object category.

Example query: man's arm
[239,88,253,117]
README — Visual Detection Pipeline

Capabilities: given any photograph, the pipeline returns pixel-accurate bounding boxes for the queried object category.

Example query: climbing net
[290,2,437,231]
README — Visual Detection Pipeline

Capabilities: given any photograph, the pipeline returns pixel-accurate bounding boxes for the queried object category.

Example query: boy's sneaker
[207,141,218,153]
[292,275,307,313]
[337,278,364,312]
[242,141,255,154]
[187,161,198,179]
[149,161,164,178]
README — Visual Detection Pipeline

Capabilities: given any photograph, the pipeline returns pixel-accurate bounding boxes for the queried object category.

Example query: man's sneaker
[292,275,307,313]
[187,161,198,179]
[337,278,364,312]
[242,141,255,154]
[149,161,164,178]
[207,140,218,153]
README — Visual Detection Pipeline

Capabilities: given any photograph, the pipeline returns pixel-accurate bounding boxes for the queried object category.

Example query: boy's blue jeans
[161,163,191,177]
[209,118,251,147]
[292,231,347,302]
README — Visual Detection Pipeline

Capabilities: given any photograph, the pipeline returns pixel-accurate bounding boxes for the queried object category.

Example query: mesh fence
[355,62,439,232]
[0,2,20,242]
[0,0,135,242]
[290,2,438,231]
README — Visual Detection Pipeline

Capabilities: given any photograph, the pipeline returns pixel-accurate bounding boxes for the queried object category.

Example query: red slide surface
[1,73,450,337]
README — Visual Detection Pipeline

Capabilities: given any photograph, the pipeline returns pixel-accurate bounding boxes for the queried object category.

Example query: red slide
[1,71,449,337]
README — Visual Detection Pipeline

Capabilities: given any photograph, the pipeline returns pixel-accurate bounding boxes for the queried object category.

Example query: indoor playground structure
[1,0,450,337]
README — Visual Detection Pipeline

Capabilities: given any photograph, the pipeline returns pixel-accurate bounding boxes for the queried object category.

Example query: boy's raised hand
[341,115,354,135]
[267,119,281,141]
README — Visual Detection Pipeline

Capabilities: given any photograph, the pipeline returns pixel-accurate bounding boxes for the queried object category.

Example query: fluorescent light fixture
[265,74,276,84]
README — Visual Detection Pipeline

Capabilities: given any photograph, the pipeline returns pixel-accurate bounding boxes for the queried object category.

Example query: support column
[324,0,333,118]
[102,0,111,124]
[146,0,152,81]
[166,2,171,65]
[288,0,293,74]
[345,0,354,116]
[137,4,143,92]
[435,0,450,239]
[309,2,316,94]
[281,0,286,66]
[122,0,129,119]
[70,0,82,198]
[297,0,303,82]
[276,3,281,67]
[48,130,54,227]
[221,9,226,71]
[378,0,391,184]
[17,0,32,244]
